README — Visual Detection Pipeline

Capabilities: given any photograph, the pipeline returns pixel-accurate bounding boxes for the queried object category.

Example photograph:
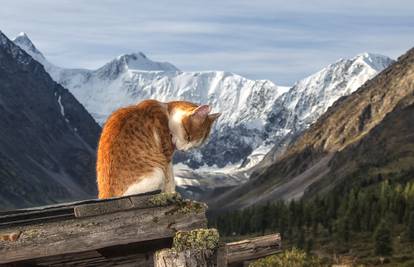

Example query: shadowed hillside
[0,32,101,209]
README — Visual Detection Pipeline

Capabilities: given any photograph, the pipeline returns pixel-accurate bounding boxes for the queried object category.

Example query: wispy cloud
[0,0,413,84]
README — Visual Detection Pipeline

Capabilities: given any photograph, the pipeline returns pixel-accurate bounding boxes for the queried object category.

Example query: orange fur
[96,99,220,199]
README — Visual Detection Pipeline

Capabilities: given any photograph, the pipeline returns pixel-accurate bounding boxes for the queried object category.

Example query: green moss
[148,192,206,215]
[23,229,39,240]
[148,192,182,206]
[173,228,220,252]
[174,200,206,215]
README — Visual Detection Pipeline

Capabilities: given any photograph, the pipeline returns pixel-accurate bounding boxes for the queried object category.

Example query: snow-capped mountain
[13,33,394,194]
[212,47,412,209]
[275,52,394,130]
[247,53,395,167]
[13,33,290,169]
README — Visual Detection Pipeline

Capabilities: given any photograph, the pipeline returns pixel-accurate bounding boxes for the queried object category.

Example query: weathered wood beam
[0,193,207,264]
[0,190,162,229]
[226,233,282,265]
[73,192,181,218]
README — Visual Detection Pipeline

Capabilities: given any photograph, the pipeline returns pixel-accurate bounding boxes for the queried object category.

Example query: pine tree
[296,200,304,229]
[260,203,271,234]
[296,228,305,249]
[305,237,314,254]
[357,191,370,232]
[304,201,313,229]
[348,189,360,232]
[336,216,350,243]
[288,200,296,229]
[374,220,393,256]
[370,202,381,232]
[278,204,288,239]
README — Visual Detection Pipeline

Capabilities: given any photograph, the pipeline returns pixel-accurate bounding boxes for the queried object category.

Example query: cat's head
[168,101,221,151]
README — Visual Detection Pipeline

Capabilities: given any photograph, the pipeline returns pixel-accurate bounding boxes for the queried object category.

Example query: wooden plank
[0,190,162,228]
[0,199,206,264]
[226,233,282,264]
[8,239,162,266]
[0,210,75,229]
[73,193,163,218]
[0,197,102,216]
[73,198,134,218]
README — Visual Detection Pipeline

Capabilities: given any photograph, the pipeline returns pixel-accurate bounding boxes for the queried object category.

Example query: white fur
[168,109,204,151]
[168,109,187,150]
[122,168,165,196]
[164,162,176,193]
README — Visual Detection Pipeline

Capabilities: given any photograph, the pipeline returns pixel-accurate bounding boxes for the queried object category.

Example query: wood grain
[0,195,206,264]
[226,233,282,264]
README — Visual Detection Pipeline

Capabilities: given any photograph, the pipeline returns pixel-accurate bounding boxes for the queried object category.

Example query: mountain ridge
[212,47,413,209]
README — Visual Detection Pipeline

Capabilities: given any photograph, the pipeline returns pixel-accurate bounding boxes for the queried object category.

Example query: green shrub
[249,248,324,267]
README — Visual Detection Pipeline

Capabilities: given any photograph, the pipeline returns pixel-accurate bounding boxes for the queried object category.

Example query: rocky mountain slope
[212,47,414,209]
[248,52,394,167]
[305,91,414,199]
[0,32,101,209]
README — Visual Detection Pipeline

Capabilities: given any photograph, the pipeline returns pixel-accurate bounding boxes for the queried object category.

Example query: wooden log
[154,228,225,267]
[226,233,282,265]
[0,193,207,264]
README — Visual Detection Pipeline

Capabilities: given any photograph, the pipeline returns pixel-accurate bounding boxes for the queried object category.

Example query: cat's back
[97,100,170,198]
[99,99,167,144]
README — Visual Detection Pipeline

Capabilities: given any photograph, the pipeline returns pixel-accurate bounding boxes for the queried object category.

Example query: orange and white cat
[97,99,220,199]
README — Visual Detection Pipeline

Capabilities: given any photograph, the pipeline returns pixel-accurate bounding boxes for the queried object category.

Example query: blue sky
[0,0,413,85]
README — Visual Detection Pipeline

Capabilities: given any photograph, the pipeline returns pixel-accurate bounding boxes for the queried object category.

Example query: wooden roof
[0,191,207,266]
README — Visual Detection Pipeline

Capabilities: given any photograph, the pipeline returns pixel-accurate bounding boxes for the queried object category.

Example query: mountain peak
[13,32,36,49]
[16,32,29,38]
[114,52,179,72]
[96,52,179,78]
[116,52,146,63]
[0,31,36,66]
[117,52,147,61]
[353,52,394,71]
[355,52,384,59]
[13,32,46,62]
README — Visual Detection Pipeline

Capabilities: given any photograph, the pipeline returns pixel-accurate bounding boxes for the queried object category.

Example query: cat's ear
[208,113,221,122]
[191,105,210,122]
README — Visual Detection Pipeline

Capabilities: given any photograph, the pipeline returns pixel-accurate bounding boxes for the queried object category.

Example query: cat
[96,99,220,199]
